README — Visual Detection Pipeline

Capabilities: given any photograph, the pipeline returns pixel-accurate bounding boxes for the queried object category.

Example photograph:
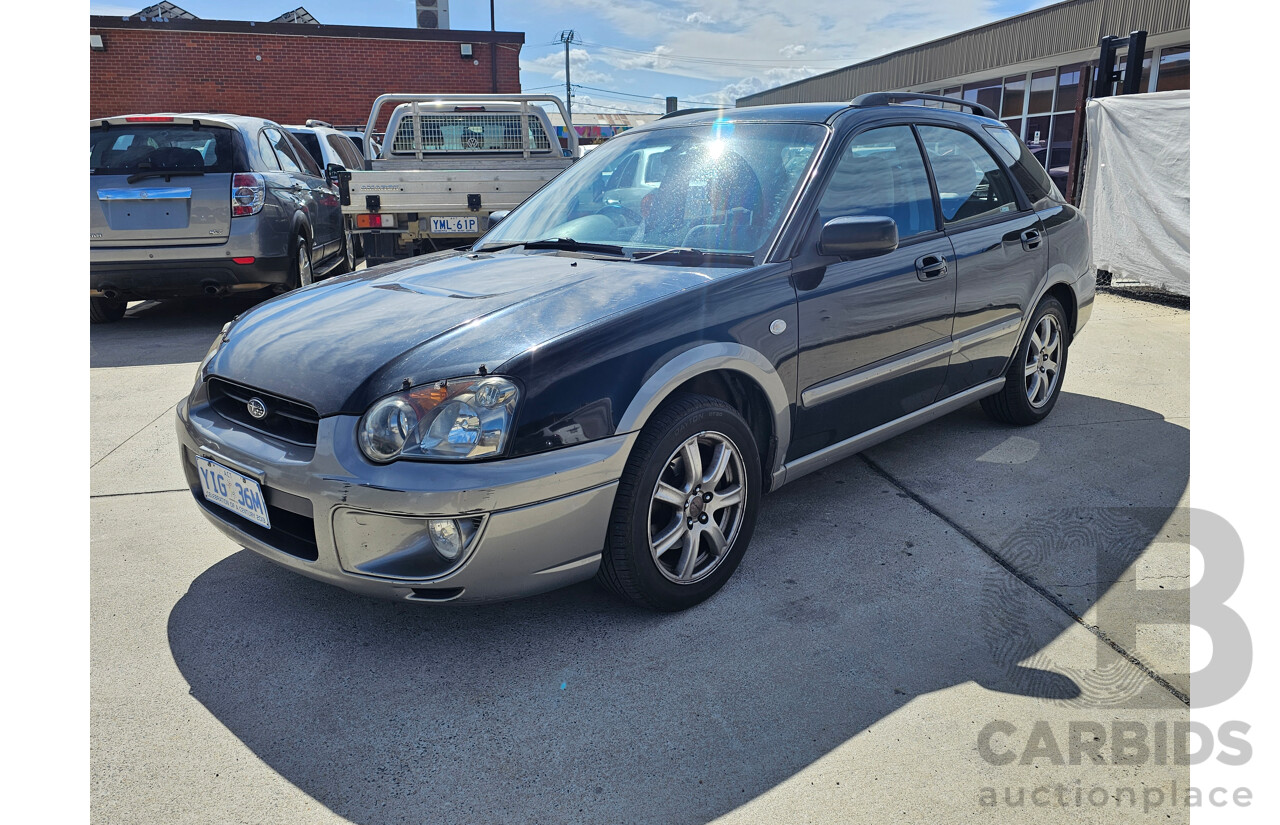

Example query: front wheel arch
[614,343,791,489]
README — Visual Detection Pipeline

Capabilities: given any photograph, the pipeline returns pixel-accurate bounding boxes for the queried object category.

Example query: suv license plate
[430,216,480,234]
[197,457,271,528]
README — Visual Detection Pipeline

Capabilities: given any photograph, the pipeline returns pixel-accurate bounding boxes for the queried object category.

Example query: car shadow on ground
[90,294,275,369]
[166,393,1188,824]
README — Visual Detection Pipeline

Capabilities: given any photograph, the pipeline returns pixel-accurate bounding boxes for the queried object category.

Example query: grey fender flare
[615,342,792,487]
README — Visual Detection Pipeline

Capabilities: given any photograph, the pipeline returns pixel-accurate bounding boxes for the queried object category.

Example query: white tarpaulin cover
[1080,90,1190,295]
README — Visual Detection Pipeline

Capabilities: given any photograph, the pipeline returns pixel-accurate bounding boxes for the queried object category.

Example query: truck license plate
[430,216,480,234]
[197,457,271,528]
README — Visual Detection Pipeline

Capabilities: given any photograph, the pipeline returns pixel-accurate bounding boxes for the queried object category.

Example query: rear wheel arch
[1043,281,1077,339]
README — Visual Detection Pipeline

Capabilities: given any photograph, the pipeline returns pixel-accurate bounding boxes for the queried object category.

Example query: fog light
[429,519,463,559]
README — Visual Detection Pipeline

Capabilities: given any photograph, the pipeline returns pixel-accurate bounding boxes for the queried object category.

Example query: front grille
[207,377,319,447]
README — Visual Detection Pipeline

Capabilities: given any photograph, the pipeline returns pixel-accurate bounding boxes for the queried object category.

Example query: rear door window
[90,124,237,175]
[326,134,365,169]
[916,125,1021,224]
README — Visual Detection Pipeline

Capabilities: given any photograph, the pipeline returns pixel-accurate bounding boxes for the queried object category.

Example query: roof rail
[658,107,719,120]
[305,119,334,128]
[851,92,997,120]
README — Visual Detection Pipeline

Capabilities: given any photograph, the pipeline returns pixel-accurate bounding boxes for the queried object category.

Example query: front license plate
[197,457,271,529]
[430,216,479,234]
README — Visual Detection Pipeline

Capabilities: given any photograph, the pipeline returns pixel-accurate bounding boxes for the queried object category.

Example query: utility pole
[489,1,498,93]
[557,30,578,134]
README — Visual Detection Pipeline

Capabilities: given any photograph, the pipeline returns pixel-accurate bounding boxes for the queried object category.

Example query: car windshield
[89,124,237,175]
[478,120,825,258]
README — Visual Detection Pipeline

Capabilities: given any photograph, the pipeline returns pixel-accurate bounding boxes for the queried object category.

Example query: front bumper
[176,393,630,603]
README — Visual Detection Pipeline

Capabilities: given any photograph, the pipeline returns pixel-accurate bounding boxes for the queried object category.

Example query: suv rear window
[90,124,237,175]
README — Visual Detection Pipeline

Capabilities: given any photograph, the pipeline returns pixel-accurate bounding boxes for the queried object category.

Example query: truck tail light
[355,214,396,228]
[231,173,265,217]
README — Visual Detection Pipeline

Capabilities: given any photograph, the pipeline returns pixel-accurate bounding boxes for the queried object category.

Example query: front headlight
[358,376,520,463]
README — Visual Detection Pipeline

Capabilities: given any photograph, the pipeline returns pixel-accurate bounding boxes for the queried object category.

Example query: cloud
[685,12,715,25]
[521,47,614,85]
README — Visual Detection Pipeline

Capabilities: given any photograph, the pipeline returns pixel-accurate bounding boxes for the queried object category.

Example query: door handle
[915,254,948,281]
[1021,228,1042,250]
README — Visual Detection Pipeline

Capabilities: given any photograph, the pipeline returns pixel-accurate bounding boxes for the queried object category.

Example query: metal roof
[737,0,1189,106]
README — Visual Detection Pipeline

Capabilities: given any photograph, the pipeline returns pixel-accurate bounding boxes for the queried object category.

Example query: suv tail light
[231,173,265,217]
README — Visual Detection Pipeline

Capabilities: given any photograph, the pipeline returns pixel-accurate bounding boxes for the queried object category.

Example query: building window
[1056,64,1084,112]
[962,77,1002,115]
[1027,69,1056,114]
[1001,75,1026,119]
[1155,45,1190,91]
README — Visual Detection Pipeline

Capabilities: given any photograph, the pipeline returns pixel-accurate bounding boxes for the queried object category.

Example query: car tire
[90,297,127,324]
[288,234,313,290]
[329,227,355,277]
[981,295,1069,425]
[598,392,761,611]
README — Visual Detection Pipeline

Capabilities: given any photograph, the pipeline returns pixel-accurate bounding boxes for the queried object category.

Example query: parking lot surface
[91,290,1189,824]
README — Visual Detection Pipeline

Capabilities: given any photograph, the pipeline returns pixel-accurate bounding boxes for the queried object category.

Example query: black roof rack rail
[851,92,997,120]
[658,107,719,120]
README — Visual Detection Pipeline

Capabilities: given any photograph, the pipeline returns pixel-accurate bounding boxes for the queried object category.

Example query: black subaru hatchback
[177,93,1093,611]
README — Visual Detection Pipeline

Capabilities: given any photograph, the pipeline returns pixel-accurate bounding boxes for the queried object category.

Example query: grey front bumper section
[176,396,632,603]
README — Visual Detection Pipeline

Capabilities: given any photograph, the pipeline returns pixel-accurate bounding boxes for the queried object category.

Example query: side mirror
[324,162,343,185]
[818,216,898,260]
[487,210,510,228]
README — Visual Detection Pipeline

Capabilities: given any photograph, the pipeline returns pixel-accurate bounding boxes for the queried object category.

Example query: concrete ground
[91,290,1190,824]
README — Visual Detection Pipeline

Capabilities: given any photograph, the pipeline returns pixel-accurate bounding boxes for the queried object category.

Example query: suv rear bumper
[90,256,292,299]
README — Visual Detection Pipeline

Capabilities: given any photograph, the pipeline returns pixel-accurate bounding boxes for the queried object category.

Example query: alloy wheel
[1024,313,1061,408]
[647,430,747,585]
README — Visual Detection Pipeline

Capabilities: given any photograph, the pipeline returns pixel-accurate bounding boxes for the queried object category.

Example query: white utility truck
[336,94,579,263]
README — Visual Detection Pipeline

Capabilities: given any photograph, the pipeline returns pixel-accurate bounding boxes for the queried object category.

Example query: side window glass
[283,130,323,177]
[258,131,281,171]
[264,127,303,174]
[983,125,1063,205]
[817,125,937,239]
[917,125,1021,223]
[327,134,362,169]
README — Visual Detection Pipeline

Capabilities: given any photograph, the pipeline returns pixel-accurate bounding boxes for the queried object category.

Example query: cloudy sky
[90,0,1059,114]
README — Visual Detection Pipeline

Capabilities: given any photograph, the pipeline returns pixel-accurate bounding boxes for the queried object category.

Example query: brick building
[89,14,524,130]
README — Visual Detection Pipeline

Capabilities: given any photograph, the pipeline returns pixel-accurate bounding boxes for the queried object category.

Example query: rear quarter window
[984,125,1064,204]
[90,124,238,174]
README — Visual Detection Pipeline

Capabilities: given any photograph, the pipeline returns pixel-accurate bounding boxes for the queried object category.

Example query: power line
[572,101,662,115]
[579,40,858,68]
[572,84,725,107]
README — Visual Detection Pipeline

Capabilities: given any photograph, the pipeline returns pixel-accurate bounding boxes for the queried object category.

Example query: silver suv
[89,113,353,323]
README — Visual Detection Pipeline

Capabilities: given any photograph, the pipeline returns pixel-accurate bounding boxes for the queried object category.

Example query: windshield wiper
[629,247,756,266]
[523,237,628,256]
[125,170,206,184]
[475,237,628,257]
